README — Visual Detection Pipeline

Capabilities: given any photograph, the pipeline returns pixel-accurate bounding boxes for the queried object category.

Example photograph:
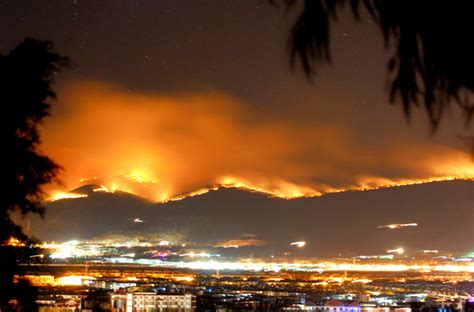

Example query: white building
[111,292,195,312]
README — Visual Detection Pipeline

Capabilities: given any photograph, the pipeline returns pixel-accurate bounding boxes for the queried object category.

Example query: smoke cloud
[42,81,474,202]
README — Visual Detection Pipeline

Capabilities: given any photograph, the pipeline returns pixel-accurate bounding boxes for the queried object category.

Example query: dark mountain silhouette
[28,180,473,257]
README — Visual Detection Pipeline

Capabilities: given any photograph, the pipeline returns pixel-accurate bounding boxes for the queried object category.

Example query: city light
[172,276,194,282]
[290,241,306,248]
[378,223,418,230]
[56,275,96,286]
[386,248,405,254]
[6,3,474,312]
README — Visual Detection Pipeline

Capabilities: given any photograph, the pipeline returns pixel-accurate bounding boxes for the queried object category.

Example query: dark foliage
[0,38,71,241]
[0,38,71,311]
[277,0,474,129]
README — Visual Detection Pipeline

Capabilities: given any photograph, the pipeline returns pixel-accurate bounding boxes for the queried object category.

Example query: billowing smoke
[42,81,474,202]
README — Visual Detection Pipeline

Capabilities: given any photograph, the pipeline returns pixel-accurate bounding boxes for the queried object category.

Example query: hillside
[26,180,474,257]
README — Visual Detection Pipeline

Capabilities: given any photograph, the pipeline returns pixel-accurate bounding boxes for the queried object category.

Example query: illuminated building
[311,300,411,312]
[37,298,81,311]
[15,274,55,287]
[110,292,195,312]
[312,299,362,312]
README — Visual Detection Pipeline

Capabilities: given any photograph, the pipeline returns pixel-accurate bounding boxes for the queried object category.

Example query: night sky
[1,1,473,201]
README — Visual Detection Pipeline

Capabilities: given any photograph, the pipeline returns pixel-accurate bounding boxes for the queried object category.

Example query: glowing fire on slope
[47,191,88,202]
[48,175,474,203]
[42,81,474,203]
[2,237,26,247]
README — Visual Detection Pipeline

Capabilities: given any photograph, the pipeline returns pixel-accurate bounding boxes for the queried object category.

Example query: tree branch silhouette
[276,0,474,129]
[0,38,72,311]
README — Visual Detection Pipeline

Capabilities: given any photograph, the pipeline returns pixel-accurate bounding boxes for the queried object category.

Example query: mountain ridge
[25,179,473,257]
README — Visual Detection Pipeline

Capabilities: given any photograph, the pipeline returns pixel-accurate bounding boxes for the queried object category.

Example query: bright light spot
[49,240,99,259]
[378,223,418,229]
[180,252,213,258]
[172,276,194,282]
[290,241,306,248]
[47,191,87,202]
[123,169,157,184]
[121,253,135,258]
[92,185,109,192]
[352,278,372,284]
[387,248,405,254]
[56,275,95,286]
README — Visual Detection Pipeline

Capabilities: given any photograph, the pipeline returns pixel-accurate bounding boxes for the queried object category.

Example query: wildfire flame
[3,237,26,247]
[41,81,474,203]
[47,191,88,202]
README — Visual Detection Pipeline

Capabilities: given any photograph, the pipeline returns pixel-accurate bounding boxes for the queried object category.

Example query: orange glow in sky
[41,81,474,202]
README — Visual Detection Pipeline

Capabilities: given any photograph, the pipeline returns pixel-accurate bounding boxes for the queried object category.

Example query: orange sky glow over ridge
[43,81,474,203]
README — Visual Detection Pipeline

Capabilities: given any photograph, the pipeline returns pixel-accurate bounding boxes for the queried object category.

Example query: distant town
[6,236,474,311]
